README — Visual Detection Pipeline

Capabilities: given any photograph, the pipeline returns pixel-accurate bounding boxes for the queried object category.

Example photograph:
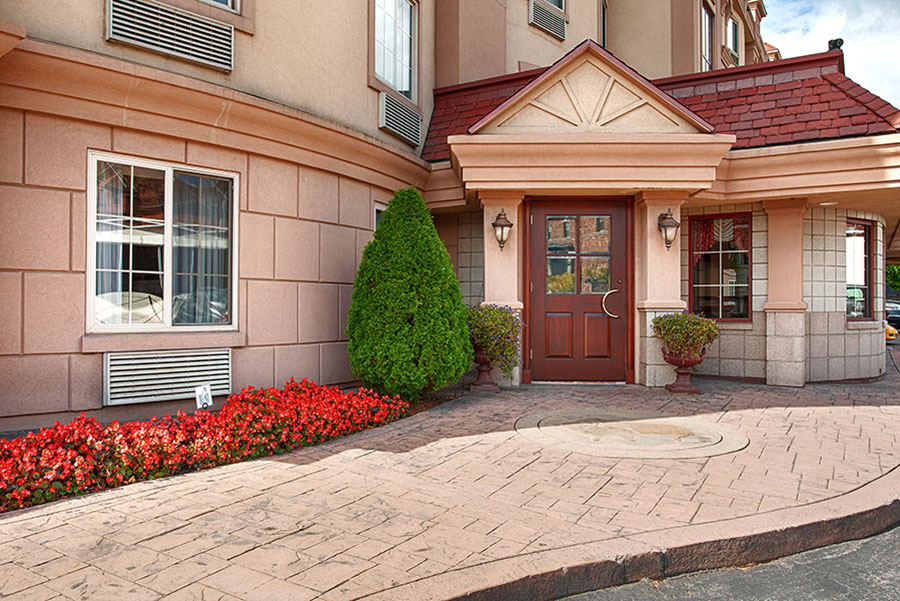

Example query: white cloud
[761,0,900,106]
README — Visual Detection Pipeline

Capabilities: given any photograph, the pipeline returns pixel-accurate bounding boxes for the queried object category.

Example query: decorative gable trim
[469,40,714,135]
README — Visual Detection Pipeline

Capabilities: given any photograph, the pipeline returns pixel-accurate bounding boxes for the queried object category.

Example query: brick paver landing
[2,356,899,600]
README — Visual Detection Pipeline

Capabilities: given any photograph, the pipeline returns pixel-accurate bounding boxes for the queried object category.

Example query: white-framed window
[374,203,387,229]
[701,3,714,72]
[727,18,739,56]
[87,152,239,332]
[375,0,416,101]
[546,0,564,9]
[599,0,608,47]
[200,0,238,12]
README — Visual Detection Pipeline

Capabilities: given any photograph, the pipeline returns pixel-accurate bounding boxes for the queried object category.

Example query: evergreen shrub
[347,187,472,399]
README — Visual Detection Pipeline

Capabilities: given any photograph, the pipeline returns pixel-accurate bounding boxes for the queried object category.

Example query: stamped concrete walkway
[2,349,899,601]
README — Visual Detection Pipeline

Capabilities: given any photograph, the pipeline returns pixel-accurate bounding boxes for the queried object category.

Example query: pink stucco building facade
[0,1,897,429]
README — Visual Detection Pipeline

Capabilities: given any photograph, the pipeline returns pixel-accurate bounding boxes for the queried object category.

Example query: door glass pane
[581,257,610,294]
[581,216,610,253]
[547,257,576,294]
[721,252,749,286]
[693,286,720,317]
[547,217,576,254]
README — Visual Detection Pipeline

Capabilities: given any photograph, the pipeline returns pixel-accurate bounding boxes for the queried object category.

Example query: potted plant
[466,304,522,393]
[651,313,719,394]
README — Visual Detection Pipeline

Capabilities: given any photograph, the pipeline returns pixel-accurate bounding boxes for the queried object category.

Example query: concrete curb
[359,464,900,601]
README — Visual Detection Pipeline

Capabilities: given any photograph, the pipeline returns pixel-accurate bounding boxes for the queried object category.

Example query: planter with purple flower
[466,304,522,393]
[651,312,719,394]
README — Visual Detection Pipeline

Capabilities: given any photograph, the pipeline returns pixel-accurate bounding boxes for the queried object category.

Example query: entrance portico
[449,40,733,386]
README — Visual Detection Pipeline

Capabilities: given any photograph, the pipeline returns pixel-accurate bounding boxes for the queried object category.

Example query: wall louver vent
[107,0,234,71]
[378,92,421,146]
[104,348,232,406]
[529,0,566,41]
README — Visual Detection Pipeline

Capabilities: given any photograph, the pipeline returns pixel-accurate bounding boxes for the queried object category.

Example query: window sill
[716,320,754,330]
[846,320,881,331]
[82,330,246,353]
[368,77,421,117]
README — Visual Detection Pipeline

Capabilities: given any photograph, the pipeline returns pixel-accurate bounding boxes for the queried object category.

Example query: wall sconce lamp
[657,209,680,251]
[492,209,514,251]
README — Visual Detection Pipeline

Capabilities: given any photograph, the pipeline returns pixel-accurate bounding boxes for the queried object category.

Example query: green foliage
[347,187,472,400]
[467,304,521,378]
[651,313,719,359]
[887,264,900,294]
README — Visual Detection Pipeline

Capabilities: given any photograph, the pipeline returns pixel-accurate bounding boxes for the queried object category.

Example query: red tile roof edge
[434,67,548,97]
[654,50,844,90]
[822,72,900,129]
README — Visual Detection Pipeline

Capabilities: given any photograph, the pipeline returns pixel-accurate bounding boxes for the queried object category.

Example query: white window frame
[374,202,388,229]
[198,0,239,14]
[727,18,739,54]
[701,3,714,72]
[546,0,564,9]
[374,0,418,102]
[86,151,240,334]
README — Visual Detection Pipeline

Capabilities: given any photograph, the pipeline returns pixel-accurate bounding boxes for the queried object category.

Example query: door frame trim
[522,196,635,384]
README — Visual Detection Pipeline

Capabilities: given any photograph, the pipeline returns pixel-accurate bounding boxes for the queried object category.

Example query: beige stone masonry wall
[803,208,886,382]
[680,203,768,380]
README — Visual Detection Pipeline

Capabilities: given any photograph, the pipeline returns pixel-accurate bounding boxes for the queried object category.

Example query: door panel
[545,313,574,358]
[530,201,628,381]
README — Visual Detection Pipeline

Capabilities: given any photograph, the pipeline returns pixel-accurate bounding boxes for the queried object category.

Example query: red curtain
[692,219,716,264]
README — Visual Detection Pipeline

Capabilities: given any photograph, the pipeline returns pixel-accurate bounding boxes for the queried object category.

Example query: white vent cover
[107,0,234,71]
[104,348,232,406]
[529,0,566,41]
[378,92,421,146]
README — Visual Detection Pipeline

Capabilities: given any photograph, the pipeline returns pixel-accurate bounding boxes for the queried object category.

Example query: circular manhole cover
[515,408,749,459]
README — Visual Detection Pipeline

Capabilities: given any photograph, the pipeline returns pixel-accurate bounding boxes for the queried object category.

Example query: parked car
[888,323,898,342]
[887,300,900,329]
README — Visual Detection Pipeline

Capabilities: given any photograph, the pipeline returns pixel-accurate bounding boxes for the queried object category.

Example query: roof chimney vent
[828,38,844,50]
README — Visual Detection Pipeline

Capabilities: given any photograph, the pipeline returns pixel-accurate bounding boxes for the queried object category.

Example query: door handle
[601,289,620,319]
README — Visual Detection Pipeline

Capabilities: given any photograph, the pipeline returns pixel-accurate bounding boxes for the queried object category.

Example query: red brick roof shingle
[422,49,900,163]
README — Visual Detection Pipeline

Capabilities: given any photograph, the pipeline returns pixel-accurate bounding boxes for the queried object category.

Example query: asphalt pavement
[560,525,900,601]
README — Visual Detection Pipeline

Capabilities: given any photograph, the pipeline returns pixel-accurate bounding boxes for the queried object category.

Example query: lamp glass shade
[492,210,514,249]
[657,210,681,249]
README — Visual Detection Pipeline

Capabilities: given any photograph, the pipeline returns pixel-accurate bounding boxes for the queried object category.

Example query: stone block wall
[803,208,887,381]
[680,203,768,380]
[0,111,393,428]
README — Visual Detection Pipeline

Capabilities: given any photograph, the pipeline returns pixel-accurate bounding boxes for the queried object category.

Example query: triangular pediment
[470,40,712,136]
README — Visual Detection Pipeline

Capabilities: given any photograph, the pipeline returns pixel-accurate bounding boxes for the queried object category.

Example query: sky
[760,0,900,106]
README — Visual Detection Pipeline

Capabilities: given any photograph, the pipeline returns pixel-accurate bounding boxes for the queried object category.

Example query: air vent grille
[529,0,566,41]
[378,92,421,146]
[104,348,232,406]
[108,0,234,71]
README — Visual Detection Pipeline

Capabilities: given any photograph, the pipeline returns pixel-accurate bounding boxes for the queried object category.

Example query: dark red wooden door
[530,201,628,381]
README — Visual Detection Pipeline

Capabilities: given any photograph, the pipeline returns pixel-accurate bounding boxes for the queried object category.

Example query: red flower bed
[0,379,407,513]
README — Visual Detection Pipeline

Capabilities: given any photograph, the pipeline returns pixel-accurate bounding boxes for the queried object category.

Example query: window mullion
[163,167,174,327]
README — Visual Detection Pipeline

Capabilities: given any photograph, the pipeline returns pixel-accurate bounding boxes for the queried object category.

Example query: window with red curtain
[690,215,752,320]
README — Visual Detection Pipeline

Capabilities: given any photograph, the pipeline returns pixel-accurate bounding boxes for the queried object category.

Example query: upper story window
[201,0,237,10]
[846,220,873,320]
[88,153,238,331]
[546,0,564,8]
[690,215,752,320]
[600,0,608,47]
[375,0,416,100]
[701,3,714,72]
[727,18,740,58]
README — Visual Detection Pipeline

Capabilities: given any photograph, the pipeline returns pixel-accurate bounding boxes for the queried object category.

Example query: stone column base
[765,309,807,387]
[637,306,682,387]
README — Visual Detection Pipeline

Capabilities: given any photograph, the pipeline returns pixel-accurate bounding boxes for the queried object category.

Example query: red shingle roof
[422,50,900,163]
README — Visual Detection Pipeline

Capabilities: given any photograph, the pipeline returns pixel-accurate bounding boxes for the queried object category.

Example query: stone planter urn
[469,344,500,393]
[662,347,706,394]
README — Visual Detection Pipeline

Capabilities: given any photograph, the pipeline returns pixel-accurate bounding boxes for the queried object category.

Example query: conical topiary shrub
[347,187,472,400]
